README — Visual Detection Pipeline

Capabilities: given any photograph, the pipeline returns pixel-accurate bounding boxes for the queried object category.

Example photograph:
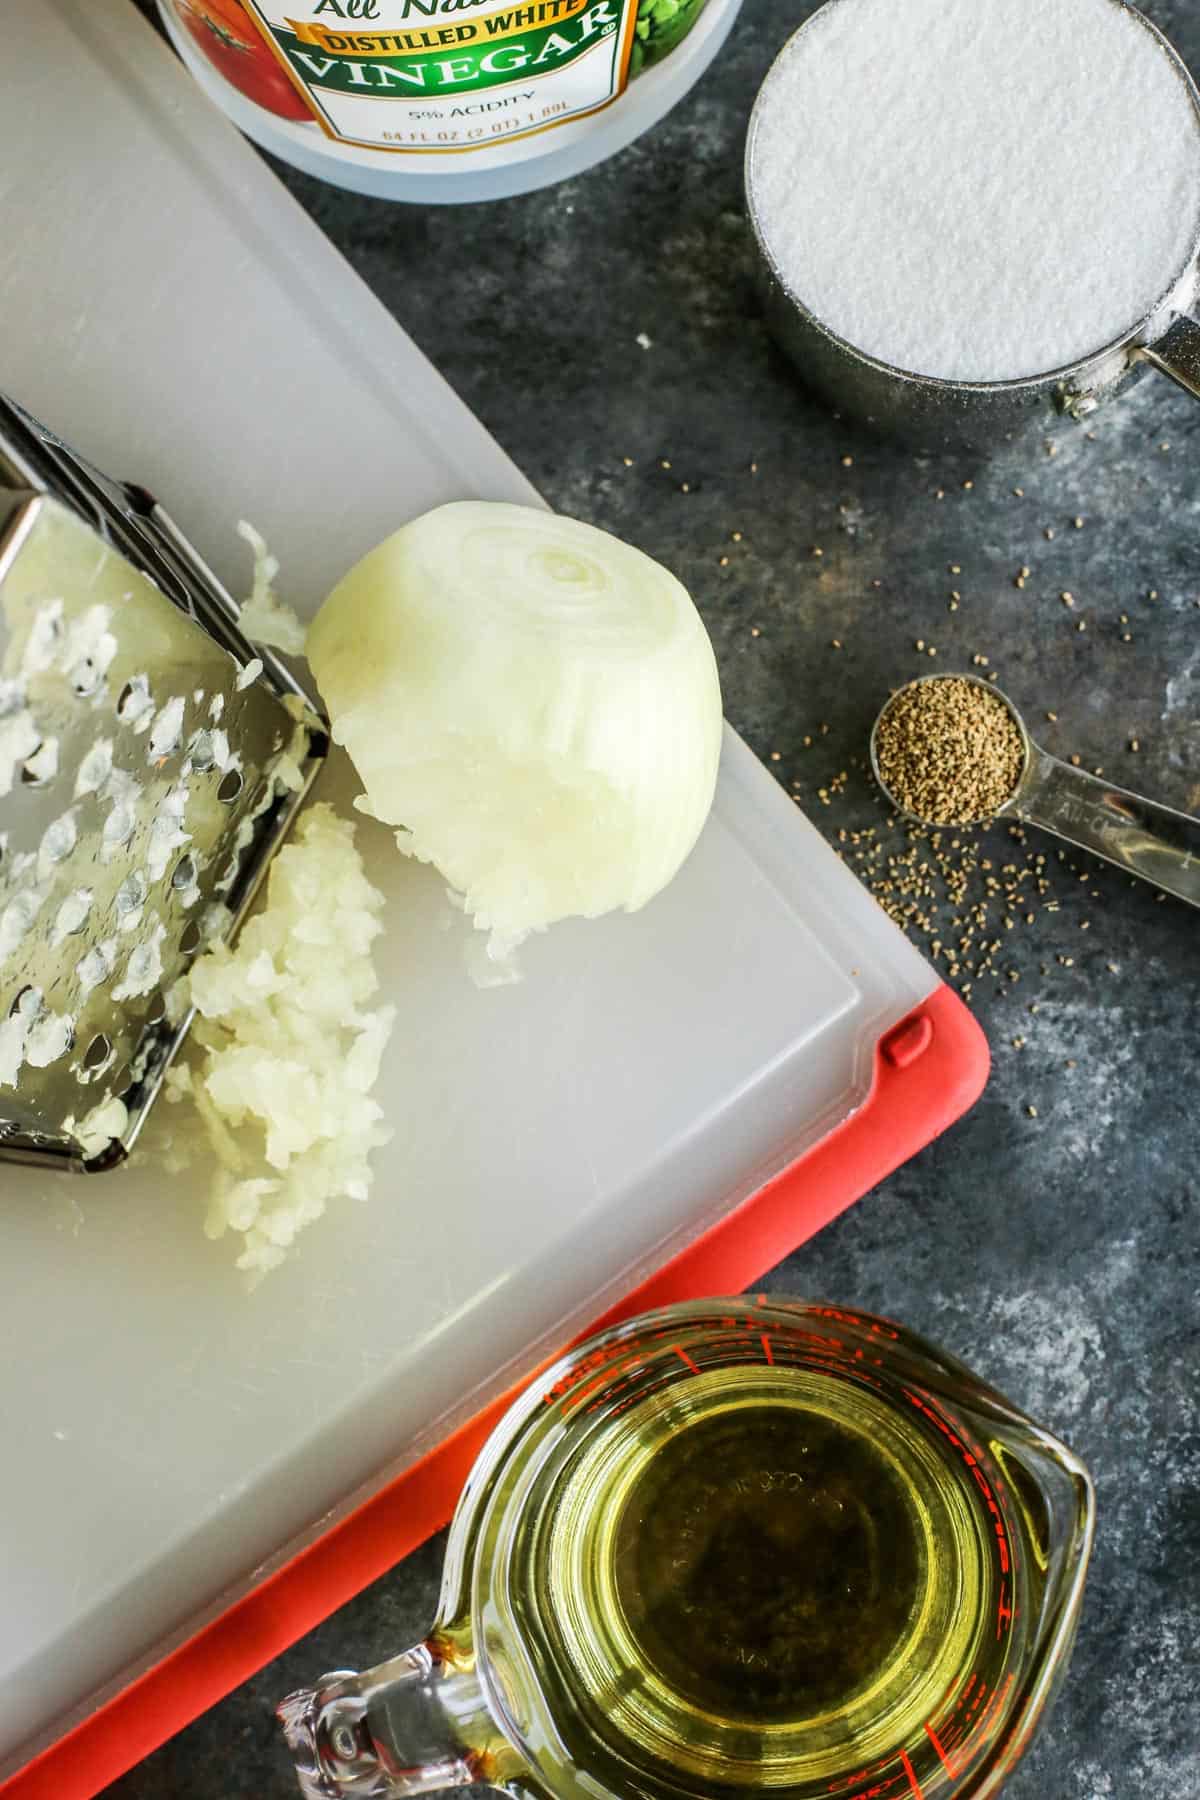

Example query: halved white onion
[308,502,722,963]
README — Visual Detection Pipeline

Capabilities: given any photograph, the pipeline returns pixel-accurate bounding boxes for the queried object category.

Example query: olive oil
[613,1401,927,1721]
[279,1302,1093,1800]
[513,1367,1014,1794]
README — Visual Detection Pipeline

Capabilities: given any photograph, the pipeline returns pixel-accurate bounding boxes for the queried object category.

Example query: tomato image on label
[174,0,314,121]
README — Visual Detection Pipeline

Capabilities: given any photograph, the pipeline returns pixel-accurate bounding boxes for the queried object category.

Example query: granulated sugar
[749,0,1200,381]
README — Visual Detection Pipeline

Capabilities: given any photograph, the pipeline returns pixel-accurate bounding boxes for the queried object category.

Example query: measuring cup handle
[278,1643,490,1798]
[1014,745,1200,908]
[1133,311,1200,401]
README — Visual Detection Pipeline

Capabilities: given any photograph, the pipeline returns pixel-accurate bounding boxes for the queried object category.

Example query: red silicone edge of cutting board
[2,982,987,1800]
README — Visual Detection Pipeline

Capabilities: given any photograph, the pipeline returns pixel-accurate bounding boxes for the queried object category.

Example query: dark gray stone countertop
[113,3,1197,1796]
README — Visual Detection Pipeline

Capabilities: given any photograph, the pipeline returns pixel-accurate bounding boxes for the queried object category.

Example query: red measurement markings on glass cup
[811,1306,901,1341]
[544,1339,640,1404]
[715,1322,864,1370]
[787,1328,879,1366]
[554,1359,637,1414]
[946,1668,1012,1751]
[926,1684,971,1775]
[923,1723,962,1782]
[748,1318,889,1372]
[826,1745,931,1797]
[898,1749,927,1799]
[901,1387,1016,1639]
[969,1673,1016,1764]
[578,1357,651,1417]
[825,1757,918,1800]
[920,1669,1017,1787]
[551,1317,896,1422]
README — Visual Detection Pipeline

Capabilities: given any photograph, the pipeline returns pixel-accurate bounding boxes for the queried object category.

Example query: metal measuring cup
[745,0,1200,446]
[871,673,1200,906]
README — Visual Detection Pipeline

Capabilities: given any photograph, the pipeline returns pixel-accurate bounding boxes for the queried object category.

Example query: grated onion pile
[235,520,308,656]
[165,802,394,1280]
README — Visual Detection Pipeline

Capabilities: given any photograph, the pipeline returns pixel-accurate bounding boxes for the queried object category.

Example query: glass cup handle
[1133,311,1200,400]
[277,1643,487,1799]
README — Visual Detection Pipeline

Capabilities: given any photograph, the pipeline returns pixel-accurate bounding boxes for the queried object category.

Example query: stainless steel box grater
[0,393,327,1173]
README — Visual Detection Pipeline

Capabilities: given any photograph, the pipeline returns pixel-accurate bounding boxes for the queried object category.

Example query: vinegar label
[237,0,639,157]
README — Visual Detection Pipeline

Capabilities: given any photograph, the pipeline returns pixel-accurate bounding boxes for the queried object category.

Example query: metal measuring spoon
[870,674,1200,908]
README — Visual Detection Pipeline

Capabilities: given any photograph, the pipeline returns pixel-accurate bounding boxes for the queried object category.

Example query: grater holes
[171,854,197,891]
[217,769,244,803]
[39,812,77,866]
[147,696,186,760]
[214,850,242,895]
[71,659,103,699]
[82,1033,113,1073]
[50,888,93,945]
[102,803,136,856]
[145,993,166,1025]
[187,730,215,772]
[179,920,202,956]
[8,984,37,1019]
[116,674,153,727]
[116,871,148,918]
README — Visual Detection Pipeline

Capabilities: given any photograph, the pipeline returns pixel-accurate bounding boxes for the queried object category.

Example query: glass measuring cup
[278,1299,1095,1799]
[744,0,1200,446]
[871,673,1200,908]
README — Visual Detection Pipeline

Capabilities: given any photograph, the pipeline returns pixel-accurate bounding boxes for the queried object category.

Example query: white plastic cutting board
[0,2,938,1775]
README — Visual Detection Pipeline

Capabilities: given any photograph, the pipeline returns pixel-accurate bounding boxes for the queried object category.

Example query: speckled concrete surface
[108,4,1199,1797]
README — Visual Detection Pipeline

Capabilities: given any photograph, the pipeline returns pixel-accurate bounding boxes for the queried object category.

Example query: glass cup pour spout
[277,1301,1095,1800]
